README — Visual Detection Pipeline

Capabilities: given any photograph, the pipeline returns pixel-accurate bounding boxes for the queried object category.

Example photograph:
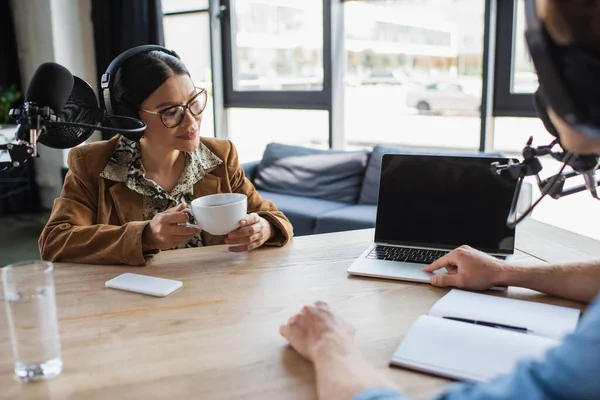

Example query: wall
[50,0,97,88]
[11,0,97,209]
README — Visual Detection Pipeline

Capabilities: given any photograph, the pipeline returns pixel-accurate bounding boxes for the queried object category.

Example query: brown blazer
[39,136,293,265]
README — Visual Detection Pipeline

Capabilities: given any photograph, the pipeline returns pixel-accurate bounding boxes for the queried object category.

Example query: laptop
[347,153,518,284]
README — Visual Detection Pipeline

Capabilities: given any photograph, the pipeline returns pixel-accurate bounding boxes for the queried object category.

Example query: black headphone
[99,44,181,140]
[524,0,600,140]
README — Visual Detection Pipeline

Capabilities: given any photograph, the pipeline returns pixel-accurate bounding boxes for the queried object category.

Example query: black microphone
[2,62,147,170]
[11,63,74,156]
[25,63,74,116]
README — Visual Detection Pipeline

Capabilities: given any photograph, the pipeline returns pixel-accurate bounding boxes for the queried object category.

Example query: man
[280,1,600,399]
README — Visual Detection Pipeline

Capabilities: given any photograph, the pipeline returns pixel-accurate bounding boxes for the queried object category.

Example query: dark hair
[545,0,600,52]
[110,50,190,119]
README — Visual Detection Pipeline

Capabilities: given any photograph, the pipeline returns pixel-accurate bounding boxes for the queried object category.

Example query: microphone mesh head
[39,76,101,149]
[25,63,74,113]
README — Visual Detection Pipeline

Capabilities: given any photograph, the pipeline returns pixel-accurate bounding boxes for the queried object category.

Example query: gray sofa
[242,142,504,236]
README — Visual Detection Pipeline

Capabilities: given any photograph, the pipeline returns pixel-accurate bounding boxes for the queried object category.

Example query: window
[159,0,600,239]
[229,0,323,92]
[227,108,329,162]
[162,1,215,137]
[343,0,484,152]
[221,0,330,109]
[511,0,536,94]
[162,0,209,13]
[220,0,332,157]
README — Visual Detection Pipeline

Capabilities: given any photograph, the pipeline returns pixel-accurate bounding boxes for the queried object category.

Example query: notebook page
[391,315,559,382]
[428,289,580,340]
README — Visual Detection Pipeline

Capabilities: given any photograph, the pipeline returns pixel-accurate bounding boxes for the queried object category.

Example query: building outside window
[343,0,484,153]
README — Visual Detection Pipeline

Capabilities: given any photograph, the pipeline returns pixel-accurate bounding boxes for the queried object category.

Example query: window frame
[493,0,537,118]
[162,5,215,136]
[219,0,332,111]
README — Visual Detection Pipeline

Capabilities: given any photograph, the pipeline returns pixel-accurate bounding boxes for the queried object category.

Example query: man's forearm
[497,261,600,302]
[314,351,400,400]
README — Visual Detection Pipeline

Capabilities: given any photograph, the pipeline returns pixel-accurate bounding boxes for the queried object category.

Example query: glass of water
[2,260,62,381]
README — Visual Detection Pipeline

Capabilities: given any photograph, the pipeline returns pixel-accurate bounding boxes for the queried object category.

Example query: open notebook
[390,289,581,382]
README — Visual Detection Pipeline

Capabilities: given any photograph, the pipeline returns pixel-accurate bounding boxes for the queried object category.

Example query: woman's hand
[142,203,201,251]
[225,212,273,252]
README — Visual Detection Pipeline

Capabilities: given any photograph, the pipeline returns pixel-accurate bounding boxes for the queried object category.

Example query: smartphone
[105,273,182,297]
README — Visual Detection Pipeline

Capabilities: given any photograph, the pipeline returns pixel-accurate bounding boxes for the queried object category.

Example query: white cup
[184,193,247,235]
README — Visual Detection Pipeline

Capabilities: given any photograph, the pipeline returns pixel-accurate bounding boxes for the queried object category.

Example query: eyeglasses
[140,88,208,128]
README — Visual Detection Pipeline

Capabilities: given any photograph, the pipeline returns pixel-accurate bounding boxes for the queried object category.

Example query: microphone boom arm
[494,136,598,228]
[1,112,44,170]
[540,170,600,199]
[1,115,146,170]
[47,115,146,134]
[0,142,37,170]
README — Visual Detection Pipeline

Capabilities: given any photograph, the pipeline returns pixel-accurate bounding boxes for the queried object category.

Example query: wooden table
[1,219,596,400]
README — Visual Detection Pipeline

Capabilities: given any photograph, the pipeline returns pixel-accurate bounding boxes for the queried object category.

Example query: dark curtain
[0,1,39,215]
[91,0,164,74]
[0,1,21,91]
[91,0,164,139]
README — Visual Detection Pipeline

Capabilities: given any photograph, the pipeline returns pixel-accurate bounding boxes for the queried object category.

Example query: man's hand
[424,245,508,290]
[280,302,400,399]
[279,301,356,364]
[225,213,273,252]
[142,203,201,251]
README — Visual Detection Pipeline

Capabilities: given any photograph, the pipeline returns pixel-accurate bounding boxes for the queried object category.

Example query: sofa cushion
[315,204,377,234]
[257,190,348,236]
[358,145,503,205]
[254,143,368,204]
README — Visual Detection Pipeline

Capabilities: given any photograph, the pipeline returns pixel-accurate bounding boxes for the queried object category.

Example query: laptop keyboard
[366,245,506,264]
[366,245,449,264]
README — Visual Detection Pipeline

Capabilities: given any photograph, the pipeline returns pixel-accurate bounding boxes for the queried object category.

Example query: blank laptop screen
[374,154,518,254]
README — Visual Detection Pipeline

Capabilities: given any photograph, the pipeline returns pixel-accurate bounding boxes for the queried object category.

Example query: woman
[39,47,293,265]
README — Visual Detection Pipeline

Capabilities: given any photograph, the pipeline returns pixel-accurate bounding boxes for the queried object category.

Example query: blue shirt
[354,293,600,400]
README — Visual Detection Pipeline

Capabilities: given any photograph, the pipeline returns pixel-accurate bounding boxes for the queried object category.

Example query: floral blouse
[100,136,223,248]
